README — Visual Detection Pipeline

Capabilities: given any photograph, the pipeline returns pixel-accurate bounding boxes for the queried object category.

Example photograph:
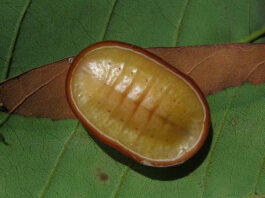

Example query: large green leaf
[0,0,265,197]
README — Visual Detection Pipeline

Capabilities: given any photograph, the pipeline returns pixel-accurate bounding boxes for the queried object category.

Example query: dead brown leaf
[0,57,75,119]
[148,43,265,95]
[0,43,264,120]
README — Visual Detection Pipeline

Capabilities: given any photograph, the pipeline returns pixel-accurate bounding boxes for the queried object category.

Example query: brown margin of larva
[65,40,210,167]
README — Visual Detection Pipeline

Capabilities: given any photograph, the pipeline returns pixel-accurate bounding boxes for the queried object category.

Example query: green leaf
[0,0,265,197]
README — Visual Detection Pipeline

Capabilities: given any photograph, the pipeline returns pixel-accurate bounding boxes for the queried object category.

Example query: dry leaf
[148,43,265,95]
[0,57,75,119]
[0,43,264,120]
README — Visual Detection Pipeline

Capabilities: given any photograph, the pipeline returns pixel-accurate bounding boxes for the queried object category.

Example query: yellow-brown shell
[66,41,210,167]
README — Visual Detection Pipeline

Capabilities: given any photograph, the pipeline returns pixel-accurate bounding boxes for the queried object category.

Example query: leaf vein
[251,155,265,196]
[112,165,130,198]
[244,60,265,81]
[240,26,265,43]
[201,87,239,197]
[174,0,190,46]
[39,122,79,198]
[8,67,68,114]
[1,0,32,81]
[186,51,218,75]
[101,0,119,41]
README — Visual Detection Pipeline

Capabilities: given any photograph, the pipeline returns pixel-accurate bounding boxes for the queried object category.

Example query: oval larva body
[66,41,210,167]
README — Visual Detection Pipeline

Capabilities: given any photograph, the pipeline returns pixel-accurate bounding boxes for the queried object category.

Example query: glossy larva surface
[68,44,208,165]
